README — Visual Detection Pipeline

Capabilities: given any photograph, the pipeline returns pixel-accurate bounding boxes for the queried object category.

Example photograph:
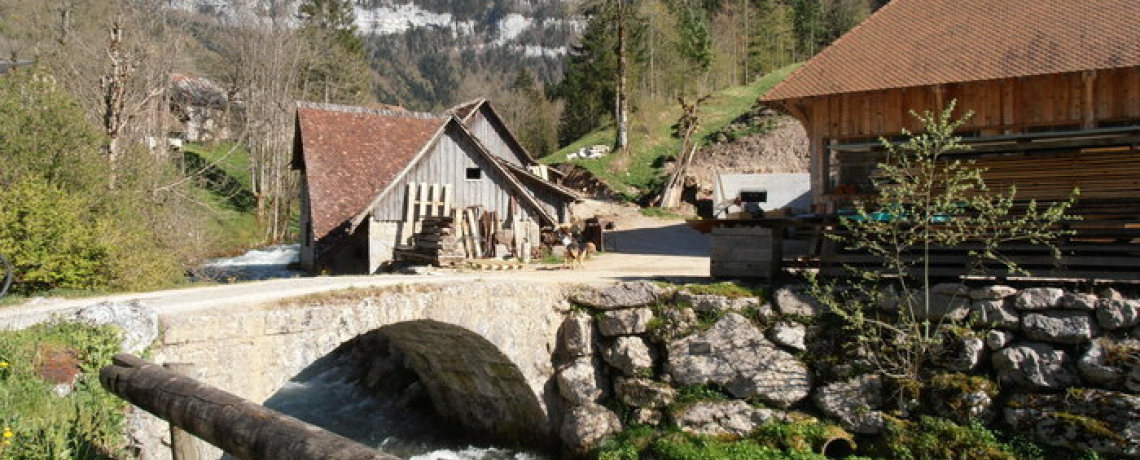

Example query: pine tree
[297,0,374,104]
[554,7,618,146]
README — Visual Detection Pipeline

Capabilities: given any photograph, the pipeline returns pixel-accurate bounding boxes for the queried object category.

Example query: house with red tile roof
[761,0,1140,279]
[292,102,576,273]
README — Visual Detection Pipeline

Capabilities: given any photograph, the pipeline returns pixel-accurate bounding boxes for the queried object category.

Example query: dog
[561,234,587,270]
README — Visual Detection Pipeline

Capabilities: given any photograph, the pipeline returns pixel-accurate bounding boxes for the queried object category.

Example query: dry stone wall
[556,281,1140,458]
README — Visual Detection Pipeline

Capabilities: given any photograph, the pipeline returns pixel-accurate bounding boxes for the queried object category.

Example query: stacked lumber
[403,217,465,267]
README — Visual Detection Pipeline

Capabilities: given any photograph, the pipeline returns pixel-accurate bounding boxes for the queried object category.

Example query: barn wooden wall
[367,124,543,223]
[468,108,531,168]
[778,66,1140,205]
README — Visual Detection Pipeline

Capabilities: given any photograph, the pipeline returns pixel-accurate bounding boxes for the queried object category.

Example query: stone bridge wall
[139,281,572,460]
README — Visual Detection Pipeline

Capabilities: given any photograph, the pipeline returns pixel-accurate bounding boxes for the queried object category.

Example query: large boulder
[557,358,608,405]
[1022,311,1096,344]
[560,403,623,454]
[1078,339,1138,389]
[970,299,1020,329]
[1005,390,1140,458]
[935,336,986,372]
[70,301,159,354]
[1096,300,1140,330]
[603,336,655,377]
[598,308,654,337]
[992,343,1079,390]
[676,291,762,314]
[672,400,781,438]
[667,313,811,408]
[614,377,677,409]
[572,281,668,310]
[559,312,597,358]
[774,288,826,318]
[812,374,885,434]
[1013,287,1065,310]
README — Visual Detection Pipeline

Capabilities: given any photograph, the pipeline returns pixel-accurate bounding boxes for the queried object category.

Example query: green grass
[639,208,692,220]
[0,321,129,459]
[680,281,767,299]
[182,142,264,253]
[543,64,801,201]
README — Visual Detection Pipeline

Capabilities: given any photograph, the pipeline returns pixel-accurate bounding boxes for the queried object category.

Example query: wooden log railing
[100,354,401,460]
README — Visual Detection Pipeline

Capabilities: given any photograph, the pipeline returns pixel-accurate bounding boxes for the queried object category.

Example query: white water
[263,358,550,460]
[199,244,304,281]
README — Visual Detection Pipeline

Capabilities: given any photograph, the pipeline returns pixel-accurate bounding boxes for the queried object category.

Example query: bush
[0,179,108,294]
[875,416,1017,460]
[0,321,128,460]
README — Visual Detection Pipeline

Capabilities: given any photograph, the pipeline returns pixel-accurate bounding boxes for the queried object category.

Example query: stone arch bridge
[144,281,573,460]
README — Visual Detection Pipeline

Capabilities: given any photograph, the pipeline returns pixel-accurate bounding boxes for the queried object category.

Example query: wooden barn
[293,102,576,274]
[761,0,1140,279]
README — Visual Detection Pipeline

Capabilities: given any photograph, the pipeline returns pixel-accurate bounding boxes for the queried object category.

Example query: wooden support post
[429,183,441,218]
[102,355,398,460]
[163,363,202,460]
[1082,70,1097,130]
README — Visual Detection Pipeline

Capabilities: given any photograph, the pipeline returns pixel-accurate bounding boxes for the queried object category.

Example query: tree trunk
[101,354,399,460]
[615,0,629,155]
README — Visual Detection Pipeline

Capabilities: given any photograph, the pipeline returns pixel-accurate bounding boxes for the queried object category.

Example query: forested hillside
[0,0,883,295]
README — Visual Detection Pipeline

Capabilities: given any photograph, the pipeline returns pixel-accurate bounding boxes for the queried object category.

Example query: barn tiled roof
[295,102,446,239]
[762,0,1140,101]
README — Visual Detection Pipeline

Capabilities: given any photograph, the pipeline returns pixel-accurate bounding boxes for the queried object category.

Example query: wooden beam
[1082,70,1097,129]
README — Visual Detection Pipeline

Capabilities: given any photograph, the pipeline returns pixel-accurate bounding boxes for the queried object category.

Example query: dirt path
[0,212,709,323]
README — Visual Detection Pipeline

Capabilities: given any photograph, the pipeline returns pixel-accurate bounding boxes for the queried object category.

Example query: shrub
[875,416,1016,460]
[0,179,108,294]
[0,321,128,460]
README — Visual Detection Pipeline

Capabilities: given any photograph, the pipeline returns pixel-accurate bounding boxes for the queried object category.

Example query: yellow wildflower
[2,428,11,438]
[0,361,8,368]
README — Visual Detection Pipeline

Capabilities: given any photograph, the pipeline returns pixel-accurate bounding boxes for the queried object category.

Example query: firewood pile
[400,217,466,267]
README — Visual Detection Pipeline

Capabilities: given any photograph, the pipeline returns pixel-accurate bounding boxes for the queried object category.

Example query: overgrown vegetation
[806,103,1076,391]
[0,322,128,460]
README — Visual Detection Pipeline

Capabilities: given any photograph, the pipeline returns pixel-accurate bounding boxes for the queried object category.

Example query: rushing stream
[262,355,552,460]
[198,244,306,281]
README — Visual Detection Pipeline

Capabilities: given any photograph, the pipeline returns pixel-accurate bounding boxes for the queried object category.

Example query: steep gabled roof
[294,102,447,240]
[448,98,539,165]
[494,157,579,200]
[348,116,559,230]
[762,0,1140,101]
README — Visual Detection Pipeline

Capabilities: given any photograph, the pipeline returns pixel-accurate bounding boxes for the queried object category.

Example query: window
[466,167,482,180]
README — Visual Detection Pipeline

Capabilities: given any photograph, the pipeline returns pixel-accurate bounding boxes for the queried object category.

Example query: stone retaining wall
[555,281,1140,458]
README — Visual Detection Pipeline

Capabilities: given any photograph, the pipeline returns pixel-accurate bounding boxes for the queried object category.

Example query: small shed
[293,102,566,274]
[712,173,811,218]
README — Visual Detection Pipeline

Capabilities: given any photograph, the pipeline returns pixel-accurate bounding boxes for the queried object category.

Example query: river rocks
[971,299,1020,329]
[673,400,781,437]
[1061,293,1099,310]
[560,313,597,358]
[913,290,971,322]
[558,358,608,405]
[1095,300,1140,330]
[769,321,807,351]
[969,285,1018,300]
[603,336,655,377]
[676,292,761,313]
[598,308,654,337]
[936,336,986,372]
[1005,390,1140,457]
[774,288,826,318]
[614,377,677,408]
[573,281,667,310]
[1022,311,1096,344]
[812,374,884,434]
[985,330,1014,350]
[561,403,622,454]
[667,313,811,408]
[1014,287,1065,310]
[992,343,1079,390]
[69,301,159,354]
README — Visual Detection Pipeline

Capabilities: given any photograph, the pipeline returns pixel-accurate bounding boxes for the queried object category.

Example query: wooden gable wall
[778,66,1140,206]
[367,123,543,223]
[468,107,532,168]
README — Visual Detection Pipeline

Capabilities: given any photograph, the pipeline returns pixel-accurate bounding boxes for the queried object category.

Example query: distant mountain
[172,0,582,110]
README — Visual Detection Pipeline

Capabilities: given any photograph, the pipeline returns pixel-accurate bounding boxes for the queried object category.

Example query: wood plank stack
[405,217,465,267]
[710,226,776,279]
